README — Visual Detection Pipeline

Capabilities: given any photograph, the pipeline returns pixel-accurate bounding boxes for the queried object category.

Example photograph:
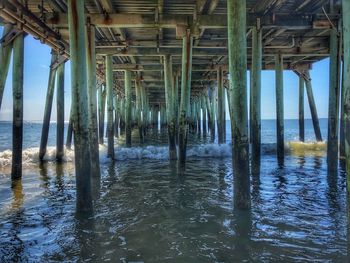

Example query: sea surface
[0,119,348,262]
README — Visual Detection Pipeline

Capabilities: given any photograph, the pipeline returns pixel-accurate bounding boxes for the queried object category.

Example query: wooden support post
[227,0,250,209]
[275,54,284,163]
[135,78,143,141]
[125,70,132,147]
[66,110,73,149]
[68,0,92,214]
[11,32,24,180]
[0,24,13,110]
[202,94,207,135]
[209,86,216,141]
[98,86,106,144]
[205,90,212,134]
[250,26,262,174]
[217,67,225,143]
[298,75,305,142]
[164,54,177,159]
[56,62,65,162]
[327,29,341,172]
[342,0,350,251]
[304,71,323,142]
[196,98,201,134]
[178,29,193,164]
[86,24,101,176]
[120,97,125,132]
[39,51,57,161]
[114,95,119,137]
[174,73,179,136]
[106,55,115,159]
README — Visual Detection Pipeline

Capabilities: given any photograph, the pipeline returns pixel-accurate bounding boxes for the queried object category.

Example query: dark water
[0,120,349,262]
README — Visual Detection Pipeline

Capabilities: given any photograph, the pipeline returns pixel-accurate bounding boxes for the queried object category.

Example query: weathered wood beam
[125,70,132,147]
[327,29,341,172]
[298,75,305,142]
[56,61,65,162]
[250,26,262,175]
[178,30,193,165]
[217,66,225,144]
[44,12,336,30]
[106,54,115,159]
[227,0,250,209]
[275,54,284,164]
[67,0,92,214]
[96,46,330,57]
[0,24,13,110]
[86,24,101,177]
[39,51,57,161]
[164,54,177,160]
[11,32,24,180]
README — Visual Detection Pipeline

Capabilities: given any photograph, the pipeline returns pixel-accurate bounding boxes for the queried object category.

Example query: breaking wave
[0,141,327,167]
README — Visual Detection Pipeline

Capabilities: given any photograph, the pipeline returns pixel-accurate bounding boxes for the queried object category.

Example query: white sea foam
[0,141,328,167]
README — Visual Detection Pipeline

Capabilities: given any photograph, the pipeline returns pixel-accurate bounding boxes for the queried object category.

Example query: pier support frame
[106,55,114,159]
[227,0,250,209]
[39,51,57,161]
[327,29,341,172]
[275,54,284,164]
[178,30,193,165]
[68,0,92,214]
[304,71,323,142]
[56,62,65,162]
[298,75,305,142]
[0,24,13,110]
[11,32,24,180]
[250,25,262,174]
[164,54,177,160]
[125,70,132,147]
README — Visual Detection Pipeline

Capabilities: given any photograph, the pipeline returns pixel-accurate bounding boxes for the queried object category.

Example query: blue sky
[0,31,330,122]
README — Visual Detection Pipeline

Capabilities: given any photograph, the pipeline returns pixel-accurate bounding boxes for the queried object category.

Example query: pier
[0,0,349,216]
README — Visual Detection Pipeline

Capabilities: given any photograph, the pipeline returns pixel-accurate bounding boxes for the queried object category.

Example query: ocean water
[0,119,348,262]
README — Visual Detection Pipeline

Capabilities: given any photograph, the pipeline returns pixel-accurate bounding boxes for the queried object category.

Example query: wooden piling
[298,75,305,142]
[227,0,250,209]
[201,94,207,135]
[56,62,65,162]
[217,67,225,143]
[178,30,193,164]
[275,54,284,163]
[105,55,115,159]
[98,86,106,144]
[250,26,262,174]
[304,71,323,142]
[135,78,143,140]
[11,32,24,180]
[0,24,13,110]
[39,51,57,161]
[67,0,92,214]
[114,95,119,137]
[66,111,73,149]
[327,29,341,172]
[86,24,101,176]
[342,0,350,251]
[164,54,177,159]
[125,70,132,147]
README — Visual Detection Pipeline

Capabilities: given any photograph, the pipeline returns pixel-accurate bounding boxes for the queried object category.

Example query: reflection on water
[0,152,348,262]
